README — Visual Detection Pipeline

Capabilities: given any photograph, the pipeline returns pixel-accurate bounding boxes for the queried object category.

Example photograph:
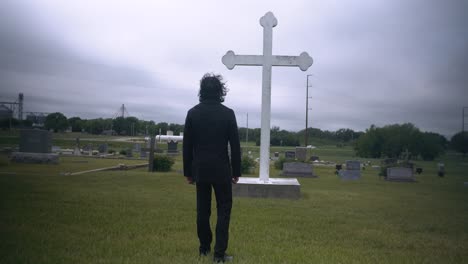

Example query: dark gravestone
[140,148,148,158]
[148,137,155,172]
[310,155,319,161]
[19,129,52,153]
[167,141,179,154]
[295,147,307,161]
[272,152,279,161]
[12,129,58,164]
[382,158,398,166]
[126,148,133,158]
[285,151,295,159]
[281,162,316,177]
[437,163,445,177]
[98,144,108,153]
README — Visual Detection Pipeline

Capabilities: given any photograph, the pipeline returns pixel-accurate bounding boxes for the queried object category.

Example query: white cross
[222,12,313,183]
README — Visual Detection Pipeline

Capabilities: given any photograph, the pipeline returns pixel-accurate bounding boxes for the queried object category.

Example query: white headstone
[222,12,313,183]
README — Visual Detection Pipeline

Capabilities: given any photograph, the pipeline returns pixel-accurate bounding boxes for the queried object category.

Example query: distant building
[0,105,13,119]
[102,130,116,136]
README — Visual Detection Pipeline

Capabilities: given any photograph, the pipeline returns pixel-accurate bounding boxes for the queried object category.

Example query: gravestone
[386,167,415,182]
[281,162,316,178]
[285,151,296,159]
[52,146,61,153]
[140,148,148,158]
[223,12,312,199]
[382,158,397,166]
[148,137,155,172]
[295,147,307,161]
[98,144,108,153]
[339,160,361,180]
[12,129,58,164]
[19,129,52,153]
[126,148,133,158]
[437,163,445,177]
[73,138,81,155]
[272,152,279,161]
[134,143,141,152]
[167,141,178,154]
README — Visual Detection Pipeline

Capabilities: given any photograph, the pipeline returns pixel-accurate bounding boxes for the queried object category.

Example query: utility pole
[463,107,468,133]
[305,74,313,146]
[246,113,249,143]
[18,93,23,120]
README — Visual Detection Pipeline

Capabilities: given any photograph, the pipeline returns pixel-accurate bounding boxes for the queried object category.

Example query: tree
[451,131,468,156]
[68,117,83,132]
[44,112,69,132]
[354,123,445,160]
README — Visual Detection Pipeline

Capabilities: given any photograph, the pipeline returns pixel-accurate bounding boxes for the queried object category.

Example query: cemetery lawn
[1,152,468,263]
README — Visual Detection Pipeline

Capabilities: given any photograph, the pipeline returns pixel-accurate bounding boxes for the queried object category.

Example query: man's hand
[232,177,239,184]
[186,177,194,184]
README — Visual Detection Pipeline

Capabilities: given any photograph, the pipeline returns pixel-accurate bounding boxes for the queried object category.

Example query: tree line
[2,112,467,158]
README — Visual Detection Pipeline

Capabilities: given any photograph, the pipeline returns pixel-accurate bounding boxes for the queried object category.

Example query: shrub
[153,155,174,172]
[241,156,256,174]
[119,149,127,155]
[0,156,9,167]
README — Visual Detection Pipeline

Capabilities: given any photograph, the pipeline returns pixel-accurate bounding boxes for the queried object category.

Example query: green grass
[0,150,467,263]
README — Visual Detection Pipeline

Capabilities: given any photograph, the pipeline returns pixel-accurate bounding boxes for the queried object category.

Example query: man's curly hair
[198,73,228,102]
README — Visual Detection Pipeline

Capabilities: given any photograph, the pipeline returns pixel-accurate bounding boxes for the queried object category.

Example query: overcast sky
[1,0,467,137]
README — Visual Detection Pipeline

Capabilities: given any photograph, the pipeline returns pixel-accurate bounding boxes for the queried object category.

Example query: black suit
[183,99,241,258]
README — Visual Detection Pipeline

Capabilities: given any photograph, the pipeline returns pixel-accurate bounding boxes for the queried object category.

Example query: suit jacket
[183,100,241,183]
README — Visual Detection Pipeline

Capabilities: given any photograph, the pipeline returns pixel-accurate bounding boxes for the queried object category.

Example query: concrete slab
[232,177,301,199]
[11,152,59,164]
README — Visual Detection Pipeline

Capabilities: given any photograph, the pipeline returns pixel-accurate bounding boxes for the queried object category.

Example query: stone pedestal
[11,152,59,164]
[338,160,361,180]
[232,177,300,199]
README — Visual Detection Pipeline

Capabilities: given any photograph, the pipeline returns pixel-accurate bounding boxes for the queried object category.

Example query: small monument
[222,12,313,199]
[73,138,81,155]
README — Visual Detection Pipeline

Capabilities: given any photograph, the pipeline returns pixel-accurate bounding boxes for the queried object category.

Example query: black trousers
[196,182,232,257]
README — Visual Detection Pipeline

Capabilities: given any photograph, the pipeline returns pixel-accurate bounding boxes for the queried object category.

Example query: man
[183,73,241,263]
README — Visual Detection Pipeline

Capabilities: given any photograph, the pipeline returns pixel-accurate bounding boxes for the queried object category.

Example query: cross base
[232,177,301,199]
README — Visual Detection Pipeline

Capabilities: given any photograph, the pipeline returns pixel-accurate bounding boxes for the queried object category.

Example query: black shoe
[213,254,233,263]
[199,249,210,257]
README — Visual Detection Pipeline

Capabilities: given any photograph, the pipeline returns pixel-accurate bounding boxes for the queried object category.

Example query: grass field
[1,144,468,263]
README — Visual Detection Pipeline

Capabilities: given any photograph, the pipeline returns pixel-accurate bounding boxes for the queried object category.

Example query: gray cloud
[0,0,466,137]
